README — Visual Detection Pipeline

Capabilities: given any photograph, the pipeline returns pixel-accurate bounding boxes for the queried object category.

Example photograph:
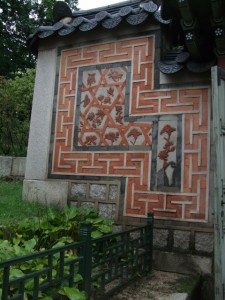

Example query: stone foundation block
[153,229,169,248]
[195,232,214,253]
[71,183,87,200]
[0,156,13,177]
[173,230,190,251]
[153,250,212,275]
[23,179,69,207]
[12,157,26,177]
[90,184,107,201]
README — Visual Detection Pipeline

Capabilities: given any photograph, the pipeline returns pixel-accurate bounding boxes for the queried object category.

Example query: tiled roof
[28,0,224,74]
[28,0,169,52]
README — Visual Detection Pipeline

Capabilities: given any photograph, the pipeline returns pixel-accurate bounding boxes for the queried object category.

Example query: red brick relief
[51,36,210,222]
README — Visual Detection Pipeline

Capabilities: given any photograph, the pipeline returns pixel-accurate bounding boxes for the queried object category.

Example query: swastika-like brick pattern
[50,35,210,222]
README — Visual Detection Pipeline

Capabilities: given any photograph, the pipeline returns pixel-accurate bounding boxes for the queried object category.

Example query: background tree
[0,69,35,156]
[0,0,78,77]
[0,1,78,155]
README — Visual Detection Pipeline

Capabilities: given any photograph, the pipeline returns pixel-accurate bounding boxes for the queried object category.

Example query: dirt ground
[109,270,195,300]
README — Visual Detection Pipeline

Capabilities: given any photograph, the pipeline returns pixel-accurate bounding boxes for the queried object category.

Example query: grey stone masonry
[0,156,13,177]
[99,203,116,219]
[195,232,214,254]
[173,230,191,251]
[0,156,26,178]
[23,179,68,207]
[153,229,169,249]
[71,183,87,200]
[90,184,107,201]
[11,157,26,177]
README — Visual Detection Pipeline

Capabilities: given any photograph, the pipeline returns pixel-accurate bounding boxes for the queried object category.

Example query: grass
[175,274,201,294]
[0,178,46,225]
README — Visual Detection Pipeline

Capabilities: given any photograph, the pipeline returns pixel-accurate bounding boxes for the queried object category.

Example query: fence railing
[0,213,153,300]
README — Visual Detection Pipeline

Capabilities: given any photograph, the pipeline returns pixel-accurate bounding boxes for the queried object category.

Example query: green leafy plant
[0,205,113,299]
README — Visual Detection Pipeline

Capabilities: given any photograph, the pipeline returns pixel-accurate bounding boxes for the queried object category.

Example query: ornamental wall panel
[49,35,210,222]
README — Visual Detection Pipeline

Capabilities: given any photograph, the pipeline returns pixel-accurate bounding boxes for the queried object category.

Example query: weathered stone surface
[99,203,116,219]
[90,184,107,201]
[71,183,87,200]
[113,224,123,233]
[25,49,57,180]
[153,250,212,275]
[23,179,68,207]
[195,232,214,253]
[81,201,95,209]
[153,229,169,248]
[159,293,188,300]
[11,157,26,177]
[173,230,190,251]
[109,185,119,202]
[0,156,12,177]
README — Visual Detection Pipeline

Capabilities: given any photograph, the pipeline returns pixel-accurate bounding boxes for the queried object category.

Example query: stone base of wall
[22,178,213,277]
[69,180,121,220]
[153,250,212,275]
[23,179,68,207]
[0,156,26,178]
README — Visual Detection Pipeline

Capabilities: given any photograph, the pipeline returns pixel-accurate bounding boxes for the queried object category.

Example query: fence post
[147,212,154,271]
[79,222,92,300]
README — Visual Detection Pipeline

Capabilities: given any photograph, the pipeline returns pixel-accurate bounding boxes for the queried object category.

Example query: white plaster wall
[25,49,57,180]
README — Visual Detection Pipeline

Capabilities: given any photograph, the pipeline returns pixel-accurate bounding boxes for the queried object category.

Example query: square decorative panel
[50,35,210,222]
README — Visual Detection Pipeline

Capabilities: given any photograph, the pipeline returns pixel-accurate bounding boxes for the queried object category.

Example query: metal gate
[212,66,225,300]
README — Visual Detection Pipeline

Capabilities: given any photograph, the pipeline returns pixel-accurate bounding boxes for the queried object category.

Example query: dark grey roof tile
[126,12,148,25]
[102,16,122,29]
[72,17,88,27]
[38,30,55,39]
[140,1,158,13]
[79,21,98,31]
[95,11,111,21]
[28,1,171,53]
[119,6,136,16]
[158,61,184,74]
[58,25,76,36]
[153,10,171,24]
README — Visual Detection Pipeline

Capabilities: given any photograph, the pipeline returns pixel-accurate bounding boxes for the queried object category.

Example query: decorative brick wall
[49,34,210,223]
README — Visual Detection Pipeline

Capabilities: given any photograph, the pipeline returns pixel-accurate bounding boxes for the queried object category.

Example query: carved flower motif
[215,27,223,37]
[127,128,142,145]
[96,110,105,119]
[82,94,91,107]
[105,132,119,144]
[87,112,95,121]
[158,124,176,169]
[84,135,97,145]
[115,115,123,124]
[108,70,123,82]
[185,32,193,41]
[87,73,96,86]
[160,124,176,138]
[107,87,114,96]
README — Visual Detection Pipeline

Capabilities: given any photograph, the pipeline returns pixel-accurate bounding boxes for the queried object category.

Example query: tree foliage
[0,0,78,77]
[0,69,35,156]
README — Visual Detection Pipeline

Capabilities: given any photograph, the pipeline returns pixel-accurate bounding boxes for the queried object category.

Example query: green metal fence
[91,213,153,299]
[0,213,153,300]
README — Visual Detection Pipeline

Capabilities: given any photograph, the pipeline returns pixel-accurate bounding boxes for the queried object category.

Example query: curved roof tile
[28,0,170,52]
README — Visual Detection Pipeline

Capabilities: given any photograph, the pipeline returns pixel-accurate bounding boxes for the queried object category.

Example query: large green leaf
[9,268,24,279]
[24,238,37,252]
[58,287,87,300]
[91,230,103,239]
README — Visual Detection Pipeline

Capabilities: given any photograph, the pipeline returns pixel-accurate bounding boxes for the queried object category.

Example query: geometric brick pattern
[75,62,152,148]
[50,35,210,222]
